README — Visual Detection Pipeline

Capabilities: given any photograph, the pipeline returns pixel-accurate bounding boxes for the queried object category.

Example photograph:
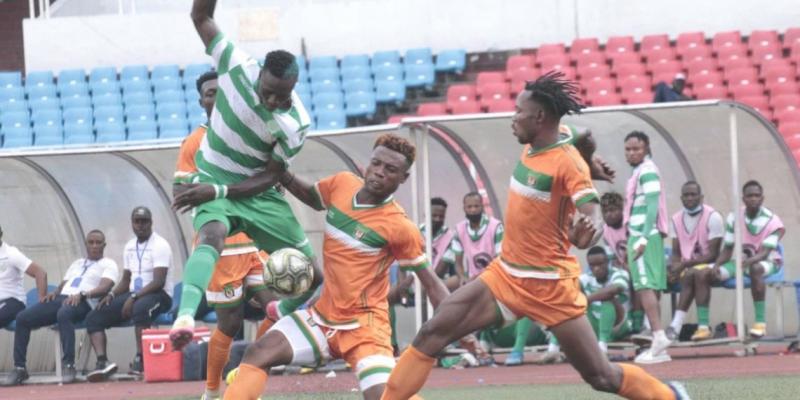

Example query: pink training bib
[672,205,716,262]
[455,217,501,278]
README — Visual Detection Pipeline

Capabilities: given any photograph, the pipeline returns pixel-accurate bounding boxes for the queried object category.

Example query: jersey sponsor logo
[354,228,366,241]
[472,252,493,271]
[527,175,537,187]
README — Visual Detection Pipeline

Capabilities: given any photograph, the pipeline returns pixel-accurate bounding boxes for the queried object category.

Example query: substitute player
[379,72,689,400]
[223,134,450,400]
[170,0,320,350]
[174,70,278,400]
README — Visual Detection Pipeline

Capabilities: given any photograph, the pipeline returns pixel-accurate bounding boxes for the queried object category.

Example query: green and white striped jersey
[580,266,631,313]
[627,158,662,237]
[197,34,312,184]
[723,207,781,249]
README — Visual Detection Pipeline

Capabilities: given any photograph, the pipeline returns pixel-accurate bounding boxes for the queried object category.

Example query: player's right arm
[191,0,221,49]
[24,262,48,301]
[278,171,326,211]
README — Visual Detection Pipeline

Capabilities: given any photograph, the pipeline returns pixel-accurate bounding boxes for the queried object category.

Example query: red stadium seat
[779,122,800,138]
[729,83,765,99]
[640,34,671,56]
[763,65,797,86]
[690,73,724,88]
[776,109,800,125]
[791,42,800,65]
[750,44,782,65]
[476,72,506,86]
[450,100,481,115]
[582,78,616,94]
[477,82,511,108]
[676,32,707,56]
[685,58,719,78]
[651,72,681,86]
[725,67,759,85]
[606,36,636,57]
[486,98,516,113]
[416,102,447,116]
[509,69,541,94]
[506,55,537,73]
[716,45,749,66]
[537,43,567,57]
[645,47,678,65]
[570,37,600,57]
[649,60,683,76]
[767,80,800,96]
[609,52,643,66]
[782,133,800,150]
[771,94,800,112]
[613,63,648,79]
[623,91,654,105]
[681,46,713,64]
[538,54,570,71]
[712,31,742,53]
[587,91,623,106]
[783,27,800,51]
[446,84,477,104]
[619,75,653,94]
[719,57,754,72]
[574,52,607,68]
[694,85,728,100]
[541,66,576,81]
[387,114,412,123]
[748,30,780,51]
[760,59,794,77]
[577,64,611,80]
[736,95,770,112]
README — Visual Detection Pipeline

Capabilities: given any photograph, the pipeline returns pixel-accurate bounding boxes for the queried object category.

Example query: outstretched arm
[572,129,616,183]
[191,0,221,49]
[278,171,325,211]
[414,266,450,309]
[570,201,604,249]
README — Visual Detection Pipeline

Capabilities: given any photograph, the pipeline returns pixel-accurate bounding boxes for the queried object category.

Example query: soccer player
[427,197,458,290]
[665,181,723,342]
[169,0,319,350]
[697,180,784,339]
[222,134,449,400]
[623,131,672,364]
[173,71,278,399]
[601,192,628,268]
[379,72,689,400]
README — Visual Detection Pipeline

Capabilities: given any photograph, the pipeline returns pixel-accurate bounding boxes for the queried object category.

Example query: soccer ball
[263,248,314,298]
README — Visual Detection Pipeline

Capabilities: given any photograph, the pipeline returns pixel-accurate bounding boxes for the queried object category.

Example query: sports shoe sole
[634,353,672,364]
[169,328,194,351]
[87,364,118,383]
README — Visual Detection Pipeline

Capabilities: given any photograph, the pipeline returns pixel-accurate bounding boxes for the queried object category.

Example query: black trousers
[0,297,26,328]
[13,295,91,367]
[84,290,171,333]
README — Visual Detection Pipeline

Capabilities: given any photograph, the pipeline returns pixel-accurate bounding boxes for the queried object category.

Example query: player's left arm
[585,284,624,303]
[278,171,326,211]
[571,202,604,249]
[396,224,450,308]
[565,153,603,249]
[571,128,616,183]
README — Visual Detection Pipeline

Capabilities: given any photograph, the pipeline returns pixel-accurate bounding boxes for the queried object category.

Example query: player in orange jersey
[380,72,690,400]
[174,70,278,400]
[223,134,449,400]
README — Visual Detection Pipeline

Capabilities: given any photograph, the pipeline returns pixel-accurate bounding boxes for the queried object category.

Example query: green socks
[277,286,317,316]
[512,318,532,353]
[178,244,219,319]
[697,306,710,326]
[754,301,766,323]
[632,310,644,332]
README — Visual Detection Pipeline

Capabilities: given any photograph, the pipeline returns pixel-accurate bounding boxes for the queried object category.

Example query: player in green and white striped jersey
[169,0,320,351]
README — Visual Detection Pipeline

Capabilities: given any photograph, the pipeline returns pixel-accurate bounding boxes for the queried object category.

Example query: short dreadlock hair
[431,197,448,208]
[374,133,416,167]
[600,192,624,211]
[524,71,585,118]
[195,70,218,95]
[263,50,299,80]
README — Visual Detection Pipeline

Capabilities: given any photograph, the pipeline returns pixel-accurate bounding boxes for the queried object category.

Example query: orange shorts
[479,258,587,327]
[205,250,267,307]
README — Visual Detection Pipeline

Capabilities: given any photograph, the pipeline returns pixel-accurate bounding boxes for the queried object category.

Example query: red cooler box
[142,327,210,382]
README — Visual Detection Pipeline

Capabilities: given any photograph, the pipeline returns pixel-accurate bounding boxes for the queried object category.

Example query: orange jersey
[500,137,598,279]
[177,124,259,250]
[310,172,428,329]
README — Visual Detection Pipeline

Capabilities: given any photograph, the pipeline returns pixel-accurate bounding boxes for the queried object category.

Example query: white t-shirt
[60,257,119,307]
[0,242,33,303]
[123,232,174,297]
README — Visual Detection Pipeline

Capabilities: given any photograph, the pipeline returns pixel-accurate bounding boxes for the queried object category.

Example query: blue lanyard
[135,239,149,276]
[80,259,95,276]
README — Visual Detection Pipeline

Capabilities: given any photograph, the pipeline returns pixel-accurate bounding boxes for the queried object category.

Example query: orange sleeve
[313,172,353,209]
[562,148,598,207]
[392,219,430,272]
[174,126,205,184]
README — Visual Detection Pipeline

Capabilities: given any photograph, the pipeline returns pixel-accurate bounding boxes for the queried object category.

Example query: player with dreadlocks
[380,72,690,400]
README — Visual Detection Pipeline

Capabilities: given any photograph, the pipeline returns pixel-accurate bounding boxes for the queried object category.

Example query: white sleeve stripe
[571,188,598,203]
[642,180,661,193]
[397,254,427,266]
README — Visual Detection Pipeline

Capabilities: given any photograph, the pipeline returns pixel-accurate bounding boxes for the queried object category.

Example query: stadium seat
[613,63,647,79]
[542,66,576,81]
[506,55,537,74]
[776,108,800,125]
[316,109,347,130]
[435,49,467,73]
[187,103,205,125]
[729,83,765,99]
[345,92,377,117]
[476,72,506,86]
[779,122,800,138]
[446,84,477,106]
[89,67,117,84]
[768,80,800,96]
[622,91,654,105]
[374,64,404,82]
[416,102,447,116]
[712,31,742,52]
[404,64,435,88]
[127,119,158,136]
[120,65,149,82]
[645,47,678,65]
[685,58,719,78]
[449,100,480,115]
[63,123,94,143]
[736,95,770,113]
[574,52,607,68]
[751,44,782,65]
[94,105,125,125]
[96,131,127,144]
[90,80,121,96]
[771,94,800,112]
[0,87,25,103]
[538,54,570,71]
[26,85,58,102]
[583,79,617,95]
[372,50,401,70]
[762,65,797,85]
[34,121,63,137]
[0,99,28,113]
[690,73,724,89]
[640,34,671,56]
[508,68,541,94]
[125,104,157,122]
[537,43,566,57]
[477,82,511,109]
[606,36,636,56]
[184,63,213,80]
[340,66,370,82]
[725,67,759,86]
[34,133,64,146]
[649,60,683,77]
[570,37,600,58]
[2,134,32,148]
[32,109,62,127]
[63,107,93,126]
[589,93,623,106]
[681,45,712,64]
[92,92,123,108]
[59,83,90,99]
[341,54,370,70]
[486,98,516,113]
[156,102,188,121]
[375,81,406,104]
[154,89,184,105]
[343,79,374,95]
[619,75,653,94]
[387,115,411,123]
[1,125,31,143]
[676,31,707,56]
[309,56,338,71]
[310,67,340,85]
[25,70,54,88]
[312,92,345,112]
[122,79,152,95]
[0,71,22,88]
[577,64,611,80]
[693,85,728,100]
[404,48,433,66]
[310,80,342,95]
[152,79,183,93]
[1,110,30,128]
[159,128,188,139]
[124,91,154,106]
[158,118,189,133]
[748,29,779,51]
[151,64,181,81]
[717,52,751,72]
[57,69,86,86]
[127,129,158,141]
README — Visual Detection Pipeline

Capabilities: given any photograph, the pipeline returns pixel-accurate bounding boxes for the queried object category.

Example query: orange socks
[256,318,274,338]
[223,363,268,400]
[206,329,234,391]
[380,345,435,400]
[617,363,676,400]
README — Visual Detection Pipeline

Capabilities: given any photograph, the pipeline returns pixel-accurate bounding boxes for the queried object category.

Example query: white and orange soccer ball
[263,248,313,298]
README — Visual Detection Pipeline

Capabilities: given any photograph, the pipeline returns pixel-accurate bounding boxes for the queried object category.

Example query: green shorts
[719,260,780,280]
[587,302,631,341]
[193,186,314,259]
[627,234,666,291]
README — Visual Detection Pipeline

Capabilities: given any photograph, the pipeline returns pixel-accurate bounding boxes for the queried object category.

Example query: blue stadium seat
[372,51,401,70]
[151,64,181,81]
[158,118,189,135]
[187,102,206,123]
[184,62,212,77]
[94,105,125,125]
[296,55,307,70]
[90,80,121,96]
[34,133,64,146]
[404,48,433,66]
[375,81,407,103]
[310,68,340,85]
[295,81,310,95]
[91,92,123,108]
[64,123,94,143]
[312,92,344,112]
[342,54,370,69]
[345,92,377,117]
[188,114,206,129]
[128,119,158,136]
[315,109,347,131]
[340,66,371,82]
[343,79,374,95]
[32,109,62,127]
[309,56,338,71]
[0,71,22,88]
[63,107,93,125]
[125,104,156,122]
[2,134,32,148]
[96,131,126,143]
[34,123,63,138]
[29,97,60,111]
[120,65,149,82]
[298,66,309,85]
[185,88,200,103]
[1,111,30,128]
[89,66,117,84]
[159,129,189,139]
[373,65,404,82]
[58,69,87,86]
[95,120,126,135]
[64,133,94,145]
[311,80,342,95]
[156,102,188,121]
[404,64,435,88]
[154,89,184,104]
[153,79,183,93]
[128,129,158,141]
[122,79,152,95]
[25,70,55,88]
[26,85,58,100]
[59,82,90,98]
[435,49,467,73]
[61,96,92,110]
[0,87,26,102]
[0,99,29,113]
[123,91,154,106]
[1,125,32,141]
[297,92,312,110]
